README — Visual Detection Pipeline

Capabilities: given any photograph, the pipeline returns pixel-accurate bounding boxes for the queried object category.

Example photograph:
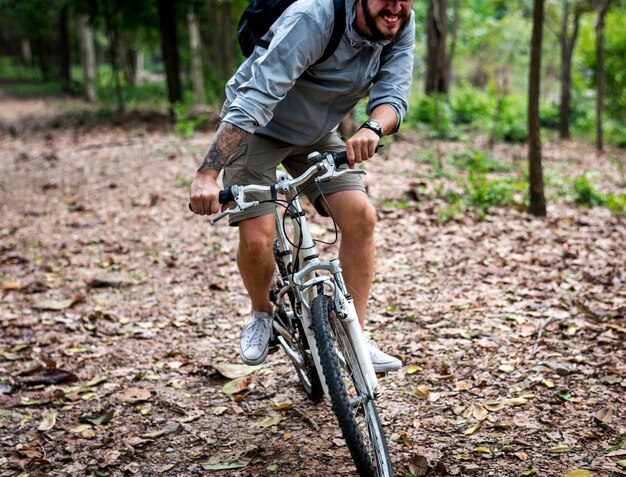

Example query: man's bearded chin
[361,0,409,41]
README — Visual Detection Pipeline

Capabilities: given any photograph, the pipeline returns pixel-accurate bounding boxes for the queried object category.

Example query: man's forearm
[197,121,249,174]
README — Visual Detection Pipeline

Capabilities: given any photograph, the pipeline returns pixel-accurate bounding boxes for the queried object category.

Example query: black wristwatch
[359,119,383,138]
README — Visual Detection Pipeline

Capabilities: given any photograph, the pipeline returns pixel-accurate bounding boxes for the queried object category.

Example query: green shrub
[495,96,527,143]
[408,94,453,136]
[540,103,560,130]
[451,150,513,173]
[172,102,208,137]
[450,87,495,125]
[572,175,604,206]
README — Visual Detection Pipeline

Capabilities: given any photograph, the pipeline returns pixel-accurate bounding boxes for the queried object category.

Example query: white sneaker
[367,339,402,373]
[239,312,272,365]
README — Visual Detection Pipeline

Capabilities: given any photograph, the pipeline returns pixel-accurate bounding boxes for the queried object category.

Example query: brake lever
[209,209,232,225]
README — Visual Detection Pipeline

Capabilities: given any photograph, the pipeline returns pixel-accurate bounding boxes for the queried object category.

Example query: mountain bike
[209,151,394,477]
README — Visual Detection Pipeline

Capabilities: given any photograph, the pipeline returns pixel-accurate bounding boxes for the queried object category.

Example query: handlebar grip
[332,145,381,168]
[218,188,234,204]
[332,151,348,167]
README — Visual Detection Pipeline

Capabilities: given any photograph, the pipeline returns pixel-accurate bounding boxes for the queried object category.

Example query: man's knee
[238,216,275,255]
[339,197,377,238]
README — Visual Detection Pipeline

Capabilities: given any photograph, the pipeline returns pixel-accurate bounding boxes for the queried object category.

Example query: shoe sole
[240,343,269,366]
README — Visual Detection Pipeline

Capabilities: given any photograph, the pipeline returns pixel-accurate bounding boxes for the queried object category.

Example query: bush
[495,96,527,143]
[407,94,453,136]
[540,103,560,130]
[450,87,495,125]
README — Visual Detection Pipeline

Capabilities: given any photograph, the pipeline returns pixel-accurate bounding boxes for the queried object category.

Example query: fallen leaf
[157,464,175,473]
[406,365,423,374]
[37,412,57,432]
[412,385,430,399]
[408,454,428,476]
[595,406,613,424]
[2,281,23,291]
[213,363,262,379]
[498,364,515,373]
[140,421,183,439]
[472,404,488,421]
[549,443,571,453]
[464,425,481,435]
[117,387,151,403]
[257,416,284,428]
[212,406,229,416]
[543,379,555,388]
[563,470,590,477]
[501,397,528,407]
[32,294,84,311]
[473,447,491,454]
[20,370,78,387]
[272,401,294,411]
[222,376,251,395]
[175,411,205,423]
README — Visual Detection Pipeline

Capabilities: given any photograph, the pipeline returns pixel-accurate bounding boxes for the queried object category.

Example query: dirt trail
[1,92,625,477]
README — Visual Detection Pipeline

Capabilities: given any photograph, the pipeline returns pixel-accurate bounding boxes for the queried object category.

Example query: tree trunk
[187,5,205,104]
[78,15,97,102]
[59,4,71,92]
[103,0,125,113]
[443,0,460,94]
[425,0,448,95]
[594,0,609,152]
[157,0,182,106]
[218,1,236,82]
[559,1,580,140]
[528,0,547,217]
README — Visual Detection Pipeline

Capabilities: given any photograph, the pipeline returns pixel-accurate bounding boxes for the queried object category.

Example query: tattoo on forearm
[197,122,248,173]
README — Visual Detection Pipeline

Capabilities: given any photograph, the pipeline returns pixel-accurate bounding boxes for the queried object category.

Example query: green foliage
[172,102,208,137]
[494,95,527,143]
[571,174,626,216]
[576,9,626,124]
[450,86,495,126]
[451,149,513,173]
[539,103,560,130]
[406,94,453,138]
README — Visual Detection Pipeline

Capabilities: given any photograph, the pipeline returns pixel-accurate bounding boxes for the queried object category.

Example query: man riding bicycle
[189,0,415,373]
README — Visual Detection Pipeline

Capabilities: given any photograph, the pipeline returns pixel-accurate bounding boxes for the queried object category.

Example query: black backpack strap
[315,0,346,64]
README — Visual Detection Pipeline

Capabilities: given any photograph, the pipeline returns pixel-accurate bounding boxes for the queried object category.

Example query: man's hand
[345,128,380,167]
[189,171,223,215]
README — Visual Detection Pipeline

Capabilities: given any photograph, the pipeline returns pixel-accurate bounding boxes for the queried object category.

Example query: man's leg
[323,190,376,328]
[237,215,276,314]
[236,214,276,365]
[323,190,402,373]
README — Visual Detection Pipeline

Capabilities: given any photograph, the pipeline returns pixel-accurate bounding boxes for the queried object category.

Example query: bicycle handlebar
[190,148,369,223]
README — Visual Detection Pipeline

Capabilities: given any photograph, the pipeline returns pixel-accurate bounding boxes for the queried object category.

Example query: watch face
[367,120,382,136]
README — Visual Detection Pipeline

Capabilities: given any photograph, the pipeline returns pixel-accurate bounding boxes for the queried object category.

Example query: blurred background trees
[0,0,624,216]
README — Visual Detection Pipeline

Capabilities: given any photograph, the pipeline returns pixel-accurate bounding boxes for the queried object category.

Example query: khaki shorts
[222,132,366,225]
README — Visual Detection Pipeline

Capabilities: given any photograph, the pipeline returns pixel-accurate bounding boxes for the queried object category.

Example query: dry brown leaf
[408,454,428,476]
[116,387,152,403]
[37,412,57,432]
[472,404,488,421]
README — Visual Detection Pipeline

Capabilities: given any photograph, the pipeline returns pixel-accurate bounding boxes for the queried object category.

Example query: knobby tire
[311,294,394,477]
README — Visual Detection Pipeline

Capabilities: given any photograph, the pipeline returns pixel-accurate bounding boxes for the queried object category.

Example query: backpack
[237,0,346,64]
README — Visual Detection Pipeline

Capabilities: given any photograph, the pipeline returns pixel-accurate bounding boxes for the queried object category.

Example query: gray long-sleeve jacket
[221,0,415,146]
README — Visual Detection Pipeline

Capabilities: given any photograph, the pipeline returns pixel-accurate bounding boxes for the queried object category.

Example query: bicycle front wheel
[311,294,394,477]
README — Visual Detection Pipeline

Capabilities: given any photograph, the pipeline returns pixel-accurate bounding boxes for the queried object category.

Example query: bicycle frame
[272,169,379,397]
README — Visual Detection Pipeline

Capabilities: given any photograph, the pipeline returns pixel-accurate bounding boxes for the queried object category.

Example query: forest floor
[0,87,625,477]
